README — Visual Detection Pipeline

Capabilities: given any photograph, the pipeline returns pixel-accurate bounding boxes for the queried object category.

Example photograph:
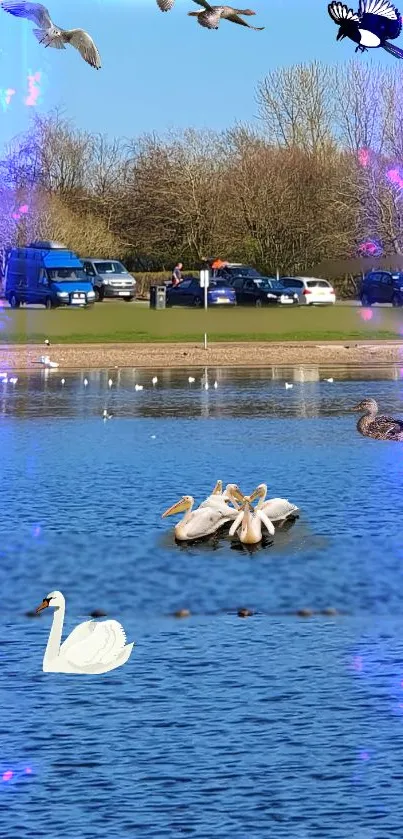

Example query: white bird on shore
[213,381,218,389]
[285,382,293,389]
[108,378,113,388]
[9,376,18,384]
[83,378,88,387]
[204,381,209,390]
[44,338,50,347]
[135,384,143,391]
[103,409,112,420]
[188,376,195,383]
[152,376,158,385]
[61,378,65,385]
[40,356,59,368]
[325,378,334,383]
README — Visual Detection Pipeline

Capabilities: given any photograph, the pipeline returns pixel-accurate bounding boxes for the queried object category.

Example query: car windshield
[253,278,279,289]
[47,268,87,281]
[94,261,127,274]
[228,266,260,278]
[306,280,330,288]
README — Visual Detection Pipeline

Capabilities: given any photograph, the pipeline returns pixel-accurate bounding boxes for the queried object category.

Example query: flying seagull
[1,1,101,68]
[328,0,403,58]
[156,0,175,9]
[188,1,264,29]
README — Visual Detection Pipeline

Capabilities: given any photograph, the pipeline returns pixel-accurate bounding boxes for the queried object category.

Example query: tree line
[1,60,403,282]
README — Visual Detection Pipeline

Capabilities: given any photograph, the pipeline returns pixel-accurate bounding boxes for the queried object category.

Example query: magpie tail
[382,41,403,60]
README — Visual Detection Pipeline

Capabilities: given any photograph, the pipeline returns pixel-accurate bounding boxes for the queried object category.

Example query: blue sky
[0,0,397,148]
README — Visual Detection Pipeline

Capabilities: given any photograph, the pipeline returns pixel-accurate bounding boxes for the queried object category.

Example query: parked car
[81,258,136,302]
[279,277,336,305]
[359,271,403,306]
[165,277,236,307]
[229,276,298,306]
[5,240,95,308]
[212,263,262,282]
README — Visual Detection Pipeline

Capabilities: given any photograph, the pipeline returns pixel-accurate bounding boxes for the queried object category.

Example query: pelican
[9,376,18,384]
[61,378,65,385]
[102,409,112,420]
[83,378,88,387]
[198,481,243,515]
[248,483,299,524]
[108,378,113,388]
[229,499,275,545]
[135,384,143,391]
[152,376,158,385]
[285,382,293,389]
[188,376,195,383]
[162,491,239,541]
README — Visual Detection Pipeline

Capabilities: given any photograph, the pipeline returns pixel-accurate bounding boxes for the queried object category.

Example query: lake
[1,365,403,838]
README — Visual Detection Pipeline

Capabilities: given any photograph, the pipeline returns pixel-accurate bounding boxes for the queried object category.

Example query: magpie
[328,0,403,58]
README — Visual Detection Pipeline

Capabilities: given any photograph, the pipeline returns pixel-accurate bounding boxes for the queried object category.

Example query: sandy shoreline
[2,340,403,370]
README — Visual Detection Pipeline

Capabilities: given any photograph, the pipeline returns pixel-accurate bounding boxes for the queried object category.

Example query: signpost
[199,269,210,310]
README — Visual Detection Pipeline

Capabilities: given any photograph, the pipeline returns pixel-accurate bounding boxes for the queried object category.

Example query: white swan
[36,591,134,674]
[248,483,299,523]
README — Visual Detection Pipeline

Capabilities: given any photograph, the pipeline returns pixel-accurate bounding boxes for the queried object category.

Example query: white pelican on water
[248,483,299,524]
[162,486,241,541]
[229,498,275,545]
[199,480,243,511]
[36,591,134,674]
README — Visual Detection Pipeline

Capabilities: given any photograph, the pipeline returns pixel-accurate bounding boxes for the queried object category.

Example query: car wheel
[9,293,20,309]
[392,294,402,307]
[361,293,372,306]
[193,297,202,307]
[255,298,262,307]
[45,297,54,310]
[94,286,102,302]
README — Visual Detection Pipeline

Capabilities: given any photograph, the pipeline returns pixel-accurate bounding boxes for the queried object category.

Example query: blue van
[5,240,96,308]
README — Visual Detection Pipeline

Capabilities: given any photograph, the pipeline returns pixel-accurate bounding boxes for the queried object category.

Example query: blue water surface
[1,365,403,838]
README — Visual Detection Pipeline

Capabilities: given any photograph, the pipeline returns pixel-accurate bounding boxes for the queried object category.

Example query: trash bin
[150,285,166,310]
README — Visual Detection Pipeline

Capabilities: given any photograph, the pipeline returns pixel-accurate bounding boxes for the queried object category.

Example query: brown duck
[352,398,403,440]
[188,1,264,30]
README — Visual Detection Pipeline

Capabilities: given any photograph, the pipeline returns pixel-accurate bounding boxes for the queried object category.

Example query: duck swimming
[352,398,403,440]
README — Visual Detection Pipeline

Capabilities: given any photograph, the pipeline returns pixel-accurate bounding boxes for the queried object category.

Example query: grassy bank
[0,304,401,344]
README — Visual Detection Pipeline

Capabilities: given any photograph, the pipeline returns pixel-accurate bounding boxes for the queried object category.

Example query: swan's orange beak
[36,598,49,613]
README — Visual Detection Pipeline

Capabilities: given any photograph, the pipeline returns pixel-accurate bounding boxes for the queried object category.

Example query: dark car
[229,276,298,307]
[165,277,236,307]
[360,271,403,306]
[212,264,262,283]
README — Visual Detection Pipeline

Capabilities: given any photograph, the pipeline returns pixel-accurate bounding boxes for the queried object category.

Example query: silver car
[82,258,136,302]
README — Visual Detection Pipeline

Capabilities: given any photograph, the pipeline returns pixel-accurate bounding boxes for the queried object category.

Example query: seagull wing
[156,0,175,9]
[225,12,264,28]
[63,28,101,68]
[64,620,128,667]
[327,2,360,23]
[1,0,53,27]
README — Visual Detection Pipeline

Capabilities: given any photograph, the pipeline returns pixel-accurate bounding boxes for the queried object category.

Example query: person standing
[171,261,183,287]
